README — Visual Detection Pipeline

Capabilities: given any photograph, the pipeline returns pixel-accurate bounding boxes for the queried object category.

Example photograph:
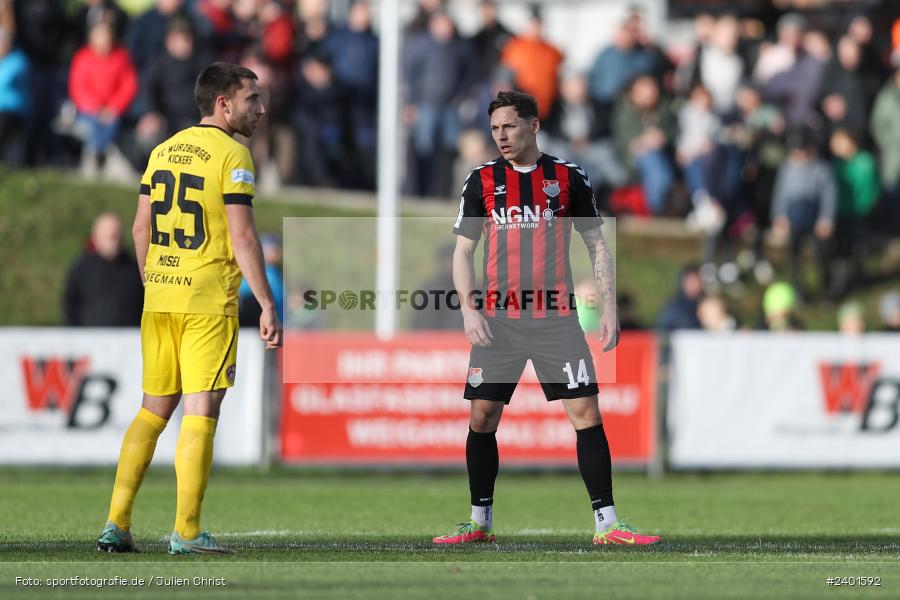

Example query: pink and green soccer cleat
[593,520,661,545]
[433,520,496,545]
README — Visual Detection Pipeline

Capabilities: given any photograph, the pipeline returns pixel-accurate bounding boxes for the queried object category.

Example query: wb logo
[20,357,117,429]
[818,363,900,431]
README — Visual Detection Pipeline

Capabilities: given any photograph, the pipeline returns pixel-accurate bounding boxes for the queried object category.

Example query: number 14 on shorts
[563,359,591,389]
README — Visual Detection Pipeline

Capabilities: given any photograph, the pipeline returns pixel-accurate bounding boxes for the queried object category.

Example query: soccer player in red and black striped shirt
[433,91,661,546]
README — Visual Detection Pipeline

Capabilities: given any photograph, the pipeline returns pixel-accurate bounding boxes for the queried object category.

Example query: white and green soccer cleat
[167,530,235,555]
[96,522,136,553]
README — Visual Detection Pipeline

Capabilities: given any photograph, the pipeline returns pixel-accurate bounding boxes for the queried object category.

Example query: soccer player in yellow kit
[96,63,282,555]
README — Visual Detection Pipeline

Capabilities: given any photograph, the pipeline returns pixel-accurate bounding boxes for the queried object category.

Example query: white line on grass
[218,530,312,537]
[514,529,591,535]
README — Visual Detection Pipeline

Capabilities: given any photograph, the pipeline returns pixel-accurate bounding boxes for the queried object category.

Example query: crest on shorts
[468,367,483,388]
[542,179,560,197]
[226,364,236,383]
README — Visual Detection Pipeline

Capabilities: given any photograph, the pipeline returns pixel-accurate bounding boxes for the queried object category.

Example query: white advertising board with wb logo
[0,328,265,465]
[668,332,900,468]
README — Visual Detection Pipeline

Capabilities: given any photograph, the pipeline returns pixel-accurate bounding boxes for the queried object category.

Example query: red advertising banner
[281,332,657,466]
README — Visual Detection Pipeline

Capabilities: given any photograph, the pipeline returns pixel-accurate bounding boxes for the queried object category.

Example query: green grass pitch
[1,469,899,599]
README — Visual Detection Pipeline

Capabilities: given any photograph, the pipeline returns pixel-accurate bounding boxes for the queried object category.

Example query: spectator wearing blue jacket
[0,29,28,166]
[127,0,195,74]
[657,265,704,332]
[13,0,66,166]
[771,130,837,298]
[320,0,379,189]
[588,19,653,106]
[403,10,477,197]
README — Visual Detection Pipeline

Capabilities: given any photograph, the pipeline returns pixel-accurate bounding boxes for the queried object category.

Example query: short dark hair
[831,127,858,147]
[194,62,258,117]
[167,15,194,37]
[488,91,539,120]
[785,127,814,152]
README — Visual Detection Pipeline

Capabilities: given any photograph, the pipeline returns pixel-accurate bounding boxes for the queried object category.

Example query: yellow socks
[107,410,218,540]
[173,415,218,540]
[107,408,168,530]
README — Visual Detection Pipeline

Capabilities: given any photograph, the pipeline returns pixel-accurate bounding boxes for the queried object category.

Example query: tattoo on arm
[580,226,616,309]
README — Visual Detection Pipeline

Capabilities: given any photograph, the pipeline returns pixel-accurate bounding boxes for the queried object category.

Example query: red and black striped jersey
[452,153,603,319]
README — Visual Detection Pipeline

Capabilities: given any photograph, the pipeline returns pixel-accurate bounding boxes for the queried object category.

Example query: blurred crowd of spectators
[520,7,898,306]
[3,3,898,223]
[0,0,380,191]
[5,1,899,330]
[661,10,893,303]
[653,263,900,336]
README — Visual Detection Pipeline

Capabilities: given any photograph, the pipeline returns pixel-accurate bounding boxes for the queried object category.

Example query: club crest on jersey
[542,179,560,197]
[468,367,483,387]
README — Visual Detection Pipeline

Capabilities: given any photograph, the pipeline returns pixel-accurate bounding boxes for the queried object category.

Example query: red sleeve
[263,16,295,63]
[107,50,138,116]
[68,49,95,113]
[199,4,232,33]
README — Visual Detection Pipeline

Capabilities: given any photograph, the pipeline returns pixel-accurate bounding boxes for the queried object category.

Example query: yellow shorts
[141,312,238,396]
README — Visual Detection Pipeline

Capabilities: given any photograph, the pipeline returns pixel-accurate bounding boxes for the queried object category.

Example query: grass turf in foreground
[1,470,899,598]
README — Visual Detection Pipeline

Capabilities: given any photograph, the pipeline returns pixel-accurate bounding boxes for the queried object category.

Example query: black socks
[466,427,499,506]
[576,423,615,510]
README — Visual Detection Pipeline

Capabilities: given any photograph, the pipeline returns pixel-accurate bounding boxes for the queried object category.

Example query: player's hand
[259,306,283,349]
[99,108,117,124]
[598,305,620,352]
[814,218,833,240]
[462,307,493,347]
[402,104,417,126]
[772,217,790,244]
[642,127,666,150]
[137,112,165,137]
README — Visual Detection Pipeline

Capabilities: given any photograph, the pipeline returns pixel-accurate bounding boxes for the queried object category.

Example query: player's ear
[532,117,540,134]
[217,94,230,115]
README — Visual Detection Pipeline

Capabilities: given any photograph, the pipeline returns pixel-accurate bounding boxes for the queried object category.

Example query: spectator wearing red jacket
[196,0,234,49]
[68,19,138,175]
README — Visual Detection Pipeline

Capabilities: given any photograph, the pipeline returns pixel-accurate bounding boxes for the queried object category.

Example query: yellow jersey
[139,124,255,316]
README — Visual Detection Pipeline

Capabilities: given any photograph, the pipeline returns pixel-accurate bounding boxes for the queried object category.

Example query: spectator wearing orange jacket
[68,19,138,175]
[500,8,562,119]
